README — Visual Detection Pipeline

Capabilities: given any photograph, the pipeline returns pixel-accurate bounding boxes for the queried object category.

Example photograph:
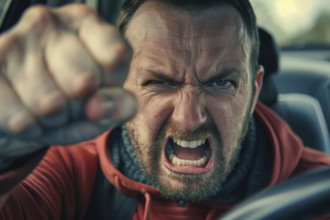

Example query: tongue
[173,143,206,160]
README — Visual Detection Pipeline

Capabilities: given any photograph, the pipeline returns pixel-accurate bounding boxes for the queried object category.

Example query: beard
[124,107,252,202]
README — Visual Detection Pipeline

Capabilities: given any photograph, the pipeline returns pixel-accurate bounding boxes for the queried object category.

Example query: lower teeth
[169,151,210,167]
[166,139,211,167]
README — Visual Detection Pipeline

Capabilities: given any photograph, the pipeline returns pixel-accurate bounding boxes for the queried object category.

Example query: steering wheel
[220,166,330,220]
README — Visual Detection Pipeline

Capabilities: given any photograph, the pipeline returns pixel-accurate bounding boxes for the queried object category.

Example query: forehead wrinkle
[126,1,250,83]
[194,34,248,82]
[185,6,249,82]
[125,6,168,48]
[127,1,248,47]
[126,6,193,81]
[134,49,184,81]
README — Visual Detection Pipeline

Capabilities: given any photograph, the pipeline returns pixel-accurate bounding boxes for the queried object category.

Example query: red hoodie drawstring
[143,192,151,220]
[114,175,152,220]
[114,175,125,193]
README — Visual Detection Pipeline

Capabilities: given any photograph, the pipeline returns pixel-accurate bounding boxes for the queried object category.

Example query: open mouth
[163,137,213,174]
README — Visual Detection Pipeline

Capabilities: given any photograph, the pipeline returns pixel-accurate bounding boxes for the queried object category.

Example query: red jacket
[1,103,330,220]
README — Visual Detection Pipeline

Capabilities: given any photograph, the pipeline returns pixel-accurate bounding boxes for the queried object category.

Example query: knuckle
[37,91,67,116]
[111,41,131,65]
[22,6,55,30]
[119,41,132,61]
[67,3,97,19]
[16,82,67,116]
[0,33,22,57]
[107,44,129,68]
[6,111,35,134]
[103,23,118,34]
[66,73,99,98]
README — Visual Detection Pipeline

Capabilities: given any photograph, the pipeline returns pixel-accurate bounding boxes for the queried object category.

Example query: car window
[250,0,330,49]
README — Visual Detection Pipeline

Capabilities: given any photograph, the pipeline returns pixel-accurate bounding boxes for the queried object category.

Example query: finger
[85,87,137,125]
[8,5,95,126]
[6,45,68,121]
[79,18,131,86]
[3,37,69,129]
[0,75,41,138]
[0,33,42,138]
[52,3,99,32]
[45,32,101,98]
[54,4,131,86]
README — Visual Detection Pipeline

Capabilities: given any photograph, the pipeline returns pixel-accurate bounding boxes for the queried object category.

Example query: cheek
[206,90,251,147]
[127,91,175,143]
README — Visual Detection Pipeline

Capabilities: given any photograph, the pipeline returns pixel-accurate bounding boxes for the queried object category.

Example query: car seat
[274,58,330,140]
[258,28,330,154]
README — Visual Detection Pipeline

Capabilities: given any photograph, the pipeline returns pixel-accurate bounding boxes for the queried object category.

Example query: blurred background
[250,0,330,49]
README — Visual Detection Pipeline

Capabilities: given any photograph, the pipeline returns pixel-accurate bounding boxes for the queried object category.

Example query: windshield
[250,0,330,49]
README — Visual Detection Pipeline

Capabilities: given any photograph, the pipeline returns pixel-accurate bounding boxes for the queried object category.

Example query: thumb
[85,87,137,126]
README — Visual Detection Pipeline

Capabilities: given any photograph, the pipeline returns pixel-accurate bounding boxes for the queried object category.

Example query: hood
[94,102,307,219]
[254,102,305,186]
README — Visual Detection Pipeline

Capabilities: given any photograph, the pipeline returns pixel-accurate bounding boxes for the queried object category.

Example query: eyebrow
[140,69,180,83]
[138,67,242,84]
[201,68,242,84]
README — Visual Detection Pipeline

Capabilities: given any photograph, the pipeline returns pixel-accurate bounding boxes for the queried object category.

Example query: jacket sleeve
[0,145,99,220]
[0,150,47,196]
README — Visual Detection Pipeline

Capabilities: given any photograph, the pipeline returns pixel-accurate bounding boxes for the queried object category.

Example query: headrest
[258,28,279,106]
[258,28,279,75]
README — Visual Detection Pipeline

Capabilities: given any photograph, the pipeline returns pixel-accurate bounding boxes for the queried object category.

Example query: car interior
[222,23,330,220]
[274,50,330,151]
[223,1,330,217]
[258,28,330,154]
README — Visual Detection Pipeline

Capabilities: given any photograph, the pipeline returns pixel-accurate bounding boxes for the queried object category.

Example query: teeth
[173,138,206,148]
[190,141,197,148]
[169,152,209,167]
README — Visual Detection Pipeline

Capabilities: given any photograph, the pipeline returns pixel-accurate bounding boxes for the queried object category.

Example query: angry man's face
[123,1,263,202]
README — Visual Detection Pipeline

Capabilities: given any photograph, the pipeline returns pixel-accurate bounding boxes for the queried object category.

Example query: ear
[249,65,264,115]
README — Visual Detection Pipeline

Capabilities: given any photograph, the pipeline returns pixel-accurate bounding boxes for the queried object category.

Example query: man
[0,0,329,219]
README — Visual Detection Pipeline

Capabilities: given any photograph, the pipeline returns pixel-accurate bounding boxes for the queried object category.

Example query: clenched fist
[0,4,136,159]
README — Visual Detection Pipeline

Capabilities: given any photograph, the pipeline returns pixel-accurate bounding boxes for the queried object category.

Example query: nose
[171,89,207,132]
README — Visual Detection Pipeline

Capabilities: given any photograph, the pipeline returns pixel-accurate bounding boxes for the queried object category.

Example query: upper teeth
[173,139,206,148]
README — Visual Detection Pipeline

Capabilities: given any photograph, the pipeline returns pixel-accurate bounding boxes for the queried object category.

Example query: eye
[208,80,235,88]
[142,79,178,93]
[146,80,176,87]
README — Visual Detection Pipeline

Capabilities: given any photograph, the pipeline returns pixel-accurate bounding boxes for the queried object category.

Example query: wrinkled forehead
[125,1,247,50]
